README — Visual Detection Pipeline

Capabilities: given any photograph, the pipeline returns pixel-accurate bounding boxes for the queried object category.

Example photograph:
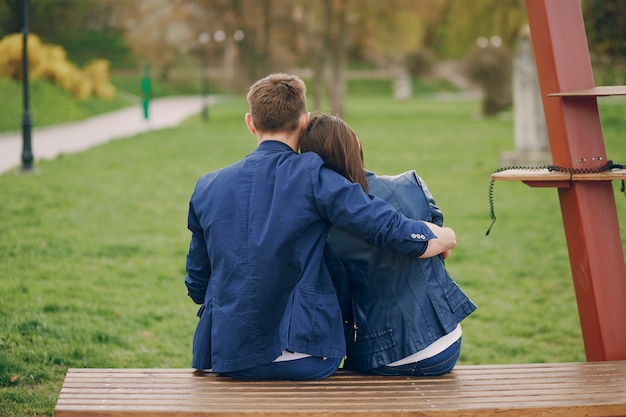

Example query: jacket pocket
[349,328,396,358]
[197,303,206,318]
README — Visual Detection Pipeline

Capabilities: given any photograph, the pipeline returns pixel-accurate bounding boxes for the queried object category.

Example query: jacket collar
[256,140,296,153]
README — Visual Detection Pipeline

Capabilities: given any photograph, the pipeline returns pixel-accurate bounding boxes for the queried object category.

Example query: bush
[0,33,42,80]
[0,33,116,100]
[84,60,116,100]
[463,38,512,116]
[45,30,136,69]
[405,48,436,79]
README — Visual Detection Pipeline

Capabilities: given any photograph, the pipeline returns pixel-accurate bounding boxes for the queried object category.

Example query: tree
[0,0,133,69]
[299,0,349,117]
[583,0,626,72]
[0,0,21,38]
[2,0,546,103]
[437,0,526,58]
[194,0,286,89]
[463,38,512,116]
[327,0,349,117]
[112,0,201,80]
[355,0,449,64]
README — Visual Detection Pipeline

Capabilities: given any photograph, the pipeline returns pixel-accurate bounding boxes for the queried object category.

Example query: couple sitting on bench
[184,73,476,380]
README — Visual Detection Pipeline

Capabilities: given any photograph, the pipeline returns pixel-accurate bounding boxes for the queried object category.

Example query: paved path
[0,95,211,174]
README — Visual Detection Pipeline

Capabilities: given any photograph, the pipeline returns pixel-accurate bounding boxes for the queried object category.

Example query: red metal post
[525,0,626,361]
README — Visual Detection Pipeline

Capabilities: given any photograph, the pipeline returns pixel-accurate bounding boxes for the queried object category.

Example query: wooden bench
[55,361,626,416]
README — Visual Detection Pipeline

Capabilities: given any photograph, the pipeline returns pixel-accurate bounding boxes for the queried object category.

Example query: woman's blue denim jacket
[324,170,477,371]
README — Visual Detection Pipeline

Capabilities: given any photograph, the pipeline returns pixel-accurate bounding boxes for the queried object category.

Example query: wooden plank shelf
[548,85,626,97]
[572,169,626,181]
[491,169,569,182]
[491,168,626,181]
[491,169,626,189]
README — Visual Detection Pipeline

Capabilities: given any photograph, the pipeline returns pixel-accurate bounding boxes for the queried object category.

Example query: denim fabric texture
[326,171,476,372]
[186,142,438,373]
[222,356,343,380]
[366,338,462,377]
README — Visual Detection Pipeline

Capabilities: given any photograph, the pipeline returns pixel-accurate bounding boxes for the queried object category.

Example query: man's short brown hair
[246,73,307,133]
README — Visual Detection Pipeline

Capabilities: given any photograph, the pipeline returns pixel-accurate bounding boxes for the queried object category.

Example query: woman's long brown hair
[300,114,368,193]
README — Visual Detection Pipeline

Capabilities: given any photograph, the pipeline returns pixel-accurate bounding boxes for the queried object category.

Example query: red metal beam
[525,0,626,361]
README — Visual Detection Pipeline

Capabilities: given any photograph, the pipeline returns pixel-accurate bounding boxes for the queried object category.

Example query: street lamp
[234,30,245,43]
[213,30,226,43]
[212,30,226,93]
[20,0,35,173]
[198,31,210,122]
[213,30,244,93]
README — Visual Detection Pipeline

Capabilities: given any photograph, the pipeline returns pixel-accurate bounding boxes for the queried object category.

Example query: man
[185,73,456,380]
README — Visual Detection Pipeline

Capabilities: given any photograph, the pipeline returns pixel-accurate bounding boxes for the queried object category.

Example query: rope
[486,160,624,236]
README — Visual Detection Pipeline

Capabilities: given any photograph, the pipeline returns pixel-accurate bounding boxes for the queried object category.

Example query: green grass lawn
[0,78,136,134]
[0,73,205,133]
[1,90,624,417]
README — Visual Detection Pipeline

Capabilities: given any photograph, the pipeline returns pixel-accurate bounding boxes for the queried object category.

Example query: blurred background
[1,0,625,120]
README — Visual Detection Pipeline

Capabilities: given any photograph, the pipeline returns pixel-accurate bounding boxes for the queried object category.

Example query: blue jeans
[222,356,343,380]
[367,337,462,377]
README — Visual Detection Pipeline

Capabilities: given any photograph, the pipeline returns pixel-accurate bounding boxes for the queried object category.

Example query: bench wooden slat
[54,361,626,417]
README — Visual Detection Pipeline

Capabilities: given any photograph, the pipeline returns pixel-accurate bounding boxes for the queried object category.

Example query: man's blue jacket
[185,142,438,373]
[324,170,477,371]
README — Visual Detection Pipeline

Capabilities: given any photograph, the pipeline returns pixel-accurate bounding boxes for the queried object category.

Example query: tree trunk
[328,0,347,118]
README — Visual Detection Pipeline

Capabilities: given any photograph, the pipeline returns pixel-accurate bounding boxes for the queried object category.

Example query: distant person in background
[184,74,458,380]
[141,64,151,120]
[300,114,477,376]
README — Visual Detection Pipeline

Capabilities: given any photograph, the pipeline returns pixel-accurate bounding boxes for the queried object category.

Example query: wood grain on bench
[55,361,626,417]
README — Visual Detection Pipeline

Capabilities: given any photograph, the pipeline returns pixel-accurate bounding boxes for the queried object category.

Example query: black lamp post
[198,31,210,122]
[20,0,35,172]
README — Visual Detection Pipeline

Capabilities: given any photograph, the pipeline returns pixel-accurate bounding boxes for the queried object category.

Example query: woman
[299,114,477,376]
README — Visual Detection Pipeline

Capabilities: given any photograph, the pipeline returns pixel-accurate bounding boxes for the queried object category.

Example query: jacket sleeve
[311,161,436,258]
[185,200,211,305]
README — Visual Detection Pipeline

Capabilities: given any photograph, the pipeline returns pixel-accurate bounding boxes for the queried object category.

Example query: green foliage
[405,48,436,79]
[1,90,625,417]
[0,33,117,100]
[343,78,457,100]
[437,0,527,58]
[583,0,626,63]
[111,74,204,99]
[1,0,134,68]
[463,42,513,116]
[44,30,137,70]
[0,0,19,38]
